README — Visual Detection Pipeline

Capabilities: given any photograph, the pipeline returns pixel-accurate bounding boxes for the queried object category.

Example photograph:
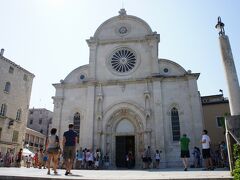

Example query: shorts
[181,150,190,158]
[202,148,211,159]
[47,147,59,154]
[63,146,76,160]
[77,157,83,161]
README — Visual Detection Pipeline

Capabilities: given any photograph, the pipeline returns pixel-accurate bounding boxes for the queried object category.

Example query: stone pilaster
[152,80,166,167]
[96,84,104,148]
[52,96,64,137]
[83,85,96,148]
[86,37,98,80]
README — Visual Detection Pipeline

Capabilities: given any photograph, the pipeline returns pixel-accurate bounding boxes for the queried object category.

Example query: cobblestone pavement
[0,167,233,180]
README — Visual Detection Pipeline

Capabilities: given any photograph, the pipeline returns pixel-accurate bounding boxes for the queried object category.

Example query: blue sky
[0,0,239,111]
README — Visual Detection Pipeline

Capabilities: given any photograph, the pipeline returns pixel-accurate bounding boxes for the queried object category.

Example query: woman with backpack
[46,128,59,175]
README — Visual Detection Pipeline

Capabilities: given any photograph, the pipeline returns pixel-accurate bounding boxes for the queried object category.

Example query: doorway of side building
[115,135,135,168]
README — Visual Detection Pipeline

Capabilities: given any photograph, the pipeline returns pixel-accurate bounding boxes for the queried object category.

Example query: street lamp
[215,16,240,172]
[215,16,240,115]
[219,89,223,95]
[215,16,225,36]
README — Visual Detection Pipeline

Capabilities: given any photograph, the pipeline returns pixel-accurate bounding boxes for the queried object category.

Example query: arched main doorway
[104,107,146,169]
[115,119,135,168]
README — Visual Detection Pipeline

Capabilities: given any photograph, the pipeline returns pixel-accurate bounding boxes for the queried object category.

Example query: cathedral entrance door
[115,136,135,168]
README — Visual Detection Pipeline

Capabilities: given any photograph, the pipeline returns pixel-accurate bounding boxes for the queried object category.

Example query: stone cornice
[53,73,199,89]
[0,140,20,146]
[29,108,53,113]
[0,115,23,124]
[86,33,160,46]
[0,56,35,77]
[26,127,46,138]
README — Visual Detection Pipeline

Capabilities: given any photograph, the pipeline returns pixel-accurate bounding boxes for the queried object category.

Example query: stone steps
[0,167,233,180]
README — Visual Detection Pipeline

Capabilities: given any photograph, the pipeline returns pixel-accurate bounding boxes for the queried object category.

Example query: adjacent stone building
[201,94,230,149]
[24,127,46,152]
[52,9,204,168]
[0,49,34,154]
[27,108,53,136]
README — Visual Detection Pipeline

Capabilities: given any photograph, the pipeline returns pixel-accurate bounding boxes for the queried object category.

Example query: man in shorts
[179,134,190,171]
[201,129,214,170]
[62,123,78,175]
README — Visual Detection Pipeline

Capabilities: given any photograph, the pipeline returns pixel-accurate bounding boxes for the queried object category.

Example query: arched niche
[116,119,134,134]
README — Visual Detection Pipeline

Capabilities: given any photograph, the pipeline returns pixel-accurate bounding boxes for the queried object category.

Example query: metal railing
[225,115,240,171]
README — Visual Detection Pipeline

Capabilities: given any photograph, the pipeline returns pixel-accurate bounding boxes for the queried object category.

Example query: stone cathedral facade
[52,9,203,168]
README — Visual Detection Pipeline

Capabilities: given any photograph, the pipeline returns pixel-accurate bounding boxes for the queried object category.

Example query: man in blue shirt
[62,123,78,175]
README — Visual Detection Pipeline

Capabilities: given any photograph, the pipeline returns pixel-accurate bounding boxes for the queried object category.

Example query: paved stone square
[0,167,233,180]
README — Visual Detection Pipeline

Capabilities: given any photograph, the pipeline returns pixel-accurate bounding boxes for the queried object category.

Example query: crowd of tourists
[178,130,229,171]
[0,127,229,173]
[74,148,110,169]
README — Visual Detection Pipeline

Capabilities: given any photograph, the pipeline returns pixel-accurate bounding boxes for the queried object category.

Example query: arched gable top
[116,119,135,133]
[93,9,153,40]
[64,64,89,84]
[103,101,146,132]
[168,103,181,112]
[103,101,145,117]
[158,58,187,76]
[68,109,85,125]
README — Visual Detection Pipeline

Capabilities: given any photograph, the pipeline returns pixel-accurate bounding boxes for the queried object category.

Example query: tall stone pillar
[216,17,240,116]
[86,37,97,80]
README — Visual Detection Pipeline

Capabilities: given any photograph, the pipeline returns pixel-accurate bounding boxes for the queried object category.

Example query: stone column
[52,96,64,137]
[86,37,97,80]
[219,35,240,115]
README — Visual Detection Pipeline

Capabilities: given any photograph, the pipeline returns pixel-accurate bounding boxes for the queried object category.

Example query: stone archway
[104,108,145,168]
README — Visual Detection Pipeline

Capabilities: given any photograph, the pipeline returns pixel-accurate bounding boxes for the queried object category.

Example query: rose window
[110,48,136,73]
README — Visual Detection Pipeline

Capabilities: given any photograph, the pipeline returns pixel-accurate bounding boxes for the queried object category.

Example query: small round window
[163,68,169,73]
[80,74,85,80]
[110,48,136,73]
[119,26,127,34]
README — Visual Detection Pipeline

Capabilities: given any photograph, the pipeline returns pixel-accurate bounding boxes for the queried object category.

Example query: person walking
[155,150,161,169]
[26,155,31,168]
[33,150,39,168]
[126,151,134,169]
[38,148,44,169]
[46,128,59,175]
[145,146,152,169]
[192,146,201,168]
[179,134,190,171]
[62,123,78,175]
[16,148,23,167]
[75,148,83,169]
[219,141,228,168]
[94,149,101,169]
[42,151,48,169]
[201,129,214,170]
